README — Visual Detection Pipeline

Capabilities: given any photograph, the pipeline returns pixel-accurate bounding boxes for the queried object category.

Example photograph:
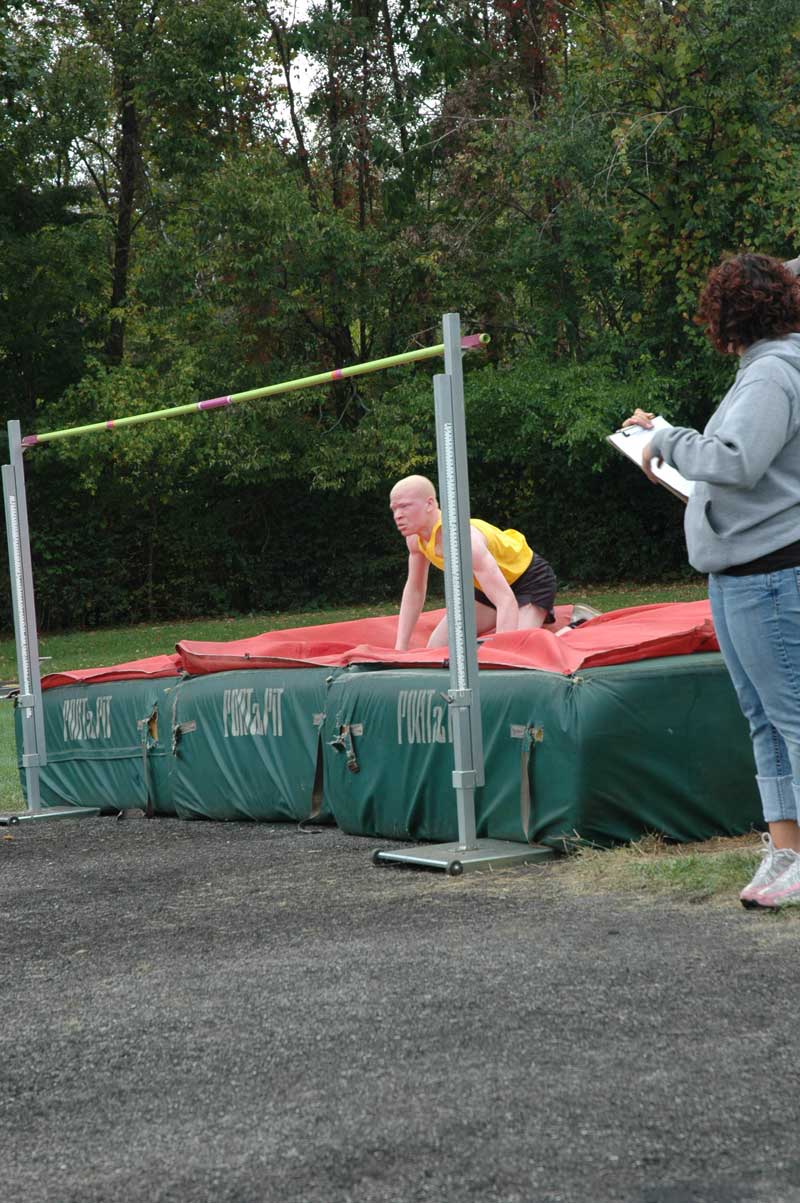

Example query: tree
[0,2,107,425]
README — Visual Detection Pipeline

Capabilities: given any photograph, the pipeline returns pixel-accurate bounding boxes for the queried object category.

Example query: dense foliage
[2,0,799,627]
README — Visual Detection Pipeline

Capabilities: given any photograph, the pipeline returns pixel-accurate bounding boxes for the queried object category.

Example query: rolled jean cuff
[756,774,797,823]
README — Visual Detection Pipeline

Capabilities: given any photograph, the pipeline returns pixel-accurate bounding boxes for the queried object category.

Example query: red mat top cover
[40,653,182,692]
[40,601,717,690]
[174,601,717,676]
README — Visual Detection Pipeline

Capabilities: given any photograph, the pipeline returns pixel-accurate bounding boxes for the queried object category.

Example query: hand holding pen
[620,409,663,482]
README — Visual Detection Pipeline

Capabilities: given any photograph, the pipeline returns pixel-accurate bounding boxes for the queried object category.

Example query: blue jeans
[709,568,800,824]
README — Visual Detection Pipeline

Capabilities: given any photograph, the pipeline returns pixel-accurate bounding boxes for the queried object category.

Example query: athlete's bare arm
[470,529,519,633]
[395,537,430,650]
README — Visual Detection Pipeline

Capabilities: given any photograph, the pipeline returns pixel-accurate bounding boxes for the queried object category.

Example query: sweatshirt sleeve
[648,378,793,489]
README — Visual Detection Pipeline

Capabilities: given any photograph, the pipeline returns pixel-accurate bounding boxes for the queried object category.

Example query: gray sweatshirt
[649,333,800,573]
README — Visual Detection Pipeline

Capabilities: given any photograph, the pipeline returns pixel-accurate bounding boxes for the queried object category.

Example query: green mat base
[16,654,762,847]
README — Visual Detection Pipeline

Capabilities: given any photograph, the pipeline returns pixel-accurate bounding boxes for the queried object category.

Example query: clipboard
[607,416,694,503]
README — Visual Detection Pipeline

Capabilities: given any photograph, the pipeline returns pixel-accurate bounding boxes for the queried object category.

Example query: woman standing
[626,253,800,909]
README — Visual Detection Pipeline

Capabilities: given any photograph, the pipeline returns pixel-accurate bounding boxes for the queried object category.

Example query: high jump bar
[21,334,490,448]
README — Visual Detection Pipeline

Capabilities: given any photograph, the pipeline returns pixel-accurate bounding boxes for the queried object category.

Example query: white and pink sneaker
[740,833,798,909]
[756,851,800,909]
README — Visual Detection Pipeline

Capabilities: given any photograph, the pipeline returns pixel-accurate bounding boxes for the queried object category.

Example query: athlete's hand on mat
[641,440,664,484]
[622,408,655,429]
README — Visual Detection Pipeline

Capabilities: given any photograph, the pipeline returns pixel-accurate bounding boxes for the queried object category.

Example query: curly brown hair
[696,253,800,353]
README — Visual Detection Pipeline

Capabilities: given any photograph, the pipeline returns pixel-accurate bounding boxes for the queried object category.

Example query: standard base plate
[0,806,101,826]
[372,838,554,876]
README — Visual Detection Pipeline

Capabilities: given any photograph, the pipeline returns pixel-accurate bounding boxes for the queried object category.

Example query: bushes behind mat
[2,348,706,630]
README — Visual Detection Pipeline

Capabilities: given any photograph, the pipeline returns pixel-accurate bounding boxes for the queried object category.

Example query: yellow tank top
[417,518,534,587]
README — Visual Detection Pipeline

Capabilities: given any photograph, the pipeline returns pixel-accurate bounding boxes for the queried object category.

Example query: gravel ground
[1,817,799,1203]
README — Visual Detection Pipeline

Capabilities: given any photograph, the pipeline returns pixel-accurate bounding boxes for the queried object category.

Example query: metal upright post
[373,314,553,875]
[440,311,485,803]
[1,421,98,825]
[434,370,479,850]
[3,421,46,809]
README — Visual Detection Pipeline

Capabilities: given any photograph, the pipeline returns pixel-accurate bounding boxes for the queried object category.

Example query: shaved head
[390,475,438,504]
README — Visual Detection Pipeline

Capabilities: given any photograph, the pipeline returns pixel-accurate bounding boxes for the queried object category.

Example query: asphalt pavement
[1,817,799,1203]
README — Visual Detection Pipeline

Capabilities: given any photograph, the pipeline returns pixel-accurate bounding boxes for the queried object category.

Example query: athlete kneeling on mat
[390,474,557,651]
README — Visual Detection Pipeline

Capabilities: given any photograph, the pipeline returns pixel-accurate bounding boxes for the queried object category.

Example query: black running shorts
[474,554,557,624]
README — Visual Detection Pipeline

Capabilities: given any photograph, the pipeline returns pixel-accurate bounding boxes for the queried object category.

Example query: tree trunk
[379,0,409,157]
[105,77,139,364]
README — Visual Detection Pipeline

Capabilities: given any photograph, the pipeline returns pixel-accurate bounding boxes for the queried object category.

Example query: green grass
[0,705,21,810]
[567,579,707,611]
[552,833,800,916]
[562,834,756,901]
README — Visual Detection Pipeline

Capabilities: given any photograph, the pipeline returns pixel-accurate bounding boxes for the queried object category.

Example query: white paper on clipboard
[607,416,695,503]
